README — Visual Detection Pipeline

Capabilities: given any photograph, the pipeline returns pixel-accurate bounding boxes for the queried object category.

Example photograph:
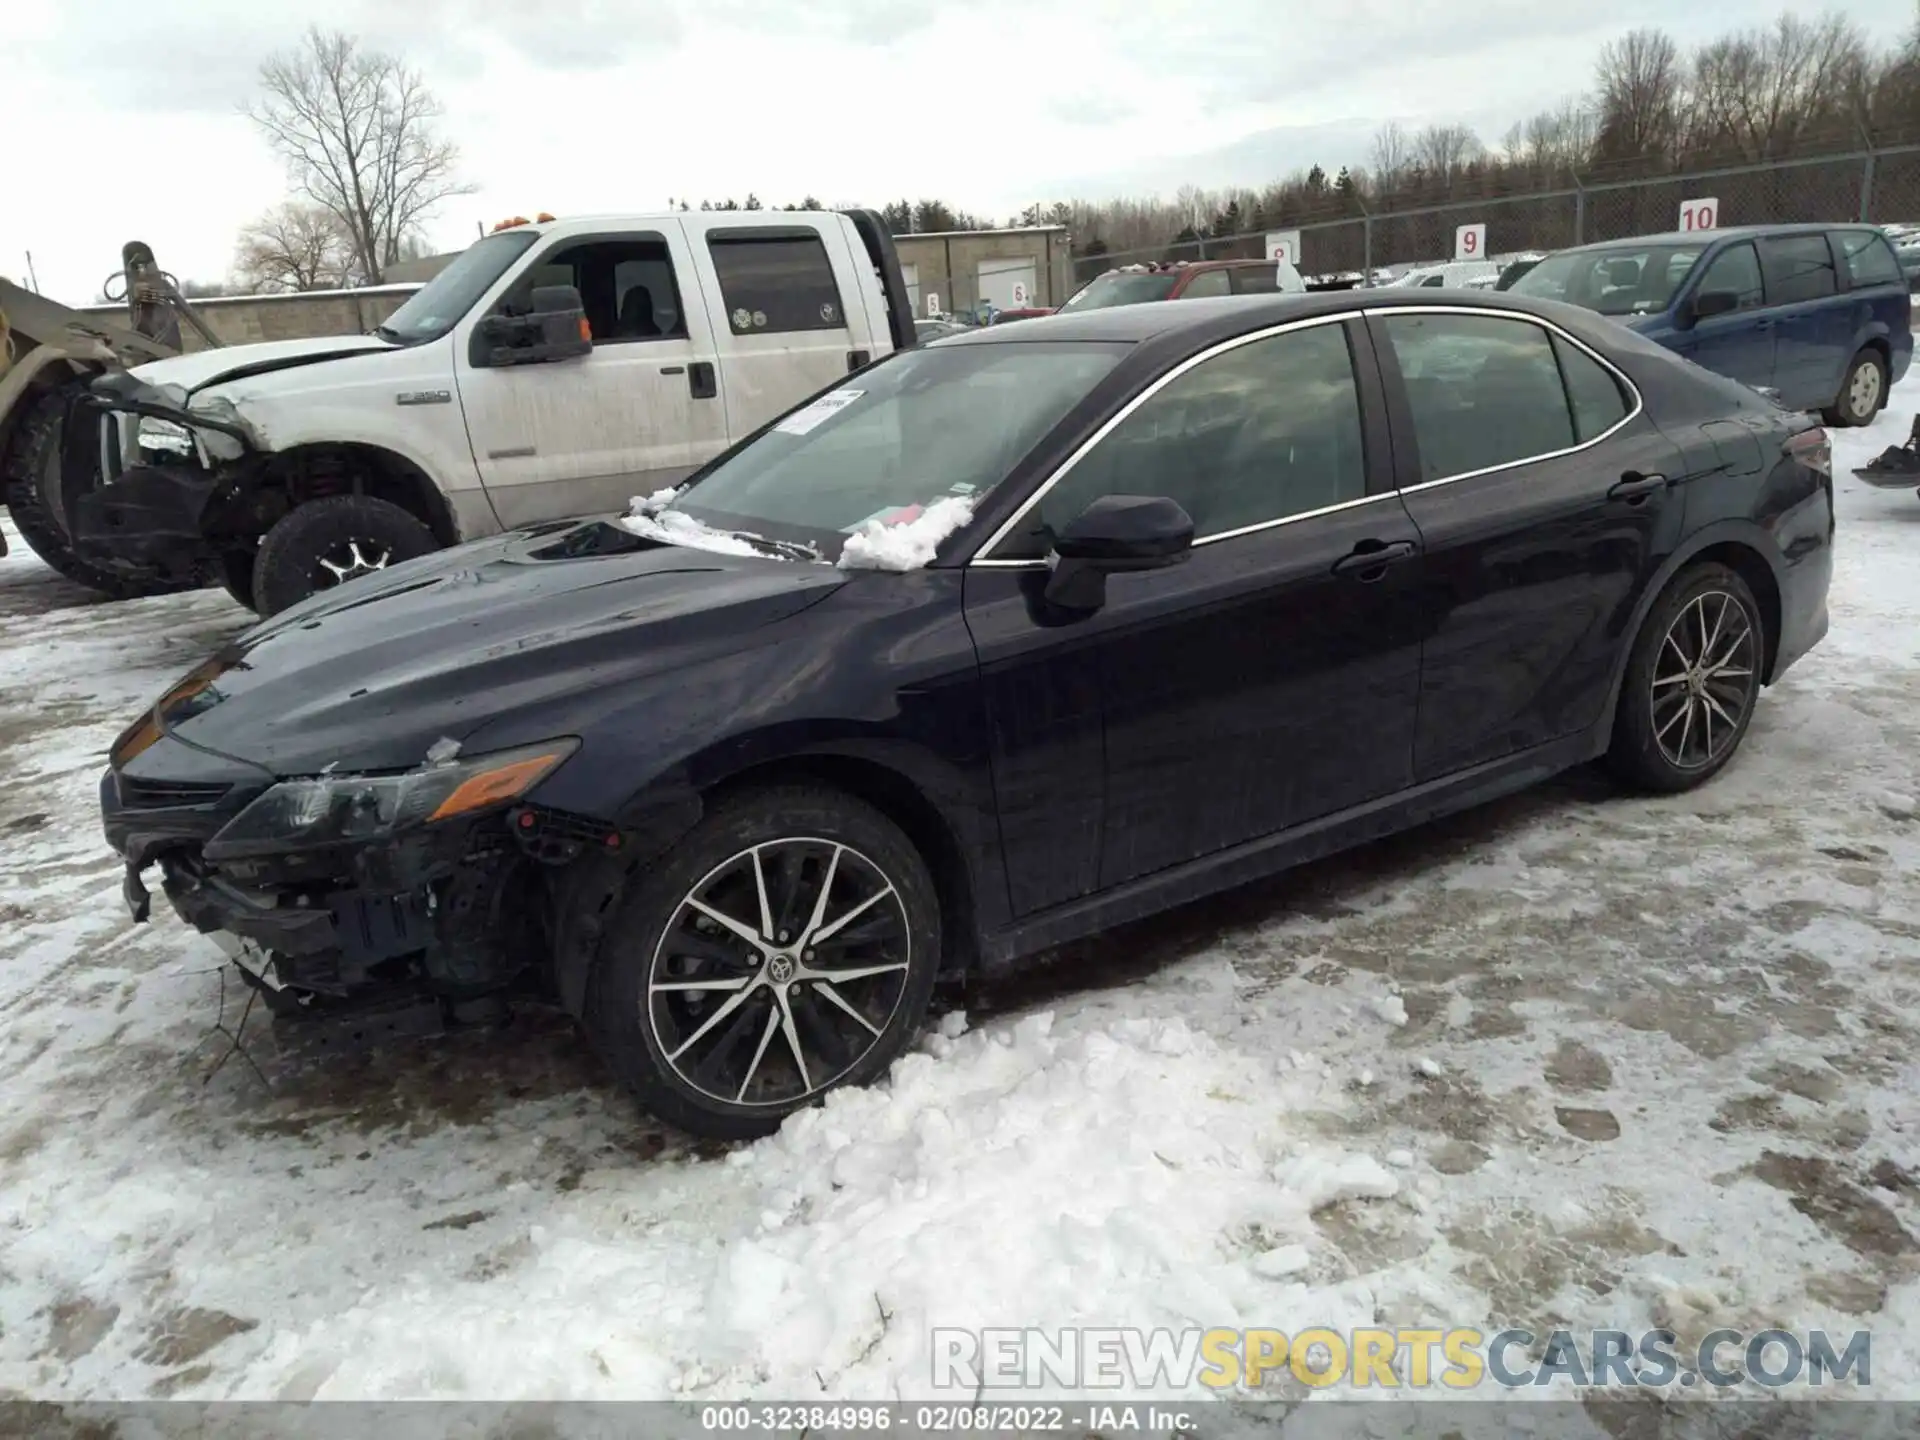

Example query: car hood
[131,334,397,395]
[155,520,847,775]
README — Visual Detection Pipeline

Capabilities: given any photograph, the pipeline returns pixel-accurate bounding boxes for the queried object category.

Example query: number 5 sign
[1679,197,1720,232]
[1455,223,1486,260]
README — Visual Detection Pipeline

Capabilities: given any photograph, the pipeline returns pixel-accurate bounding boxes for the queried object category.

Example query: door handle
[1608,471,1669,504]
[688,361,717,400]
[1753,318,1775,331]
[1331,539,1417,582]
[659,364,686,375]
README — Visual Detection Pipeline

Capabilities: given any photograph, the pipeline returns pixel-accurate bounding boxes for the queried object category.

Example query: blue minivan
[1510,223,1912,425]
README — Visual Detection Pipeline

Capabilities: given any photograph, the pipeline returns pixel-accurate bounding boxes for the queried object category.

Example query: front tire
[2,385,198,598]
[251,494,438,617]
[585,786,941,1140]
[1824,348,1887,427]
[1606,563,1765,793]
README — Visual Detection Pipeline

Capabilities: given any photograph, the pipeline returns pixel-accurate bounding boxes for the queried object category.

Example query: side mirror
[1687,290,1739,325]
[471,284,593,368]
[1044,494,1194,611]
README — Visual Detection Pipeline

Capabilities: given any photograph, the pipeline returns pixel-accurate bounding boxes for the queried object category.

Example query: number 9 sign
[1454,223,1486,261]
[1679,197,1719,232]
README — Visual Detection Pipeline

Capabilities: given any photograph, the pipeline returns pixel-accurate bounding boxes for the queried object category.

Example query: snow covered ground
[4,392,1920,1411]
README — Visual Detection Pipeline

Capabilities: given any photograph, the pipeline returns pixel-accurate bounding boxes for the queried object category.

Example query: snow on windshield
[837,495,974,572]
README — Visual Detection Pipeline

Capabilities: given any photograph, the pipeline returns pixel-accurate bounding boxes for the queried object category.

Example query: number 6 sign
[1455,223,1486,261]
[1679,197,1719,232]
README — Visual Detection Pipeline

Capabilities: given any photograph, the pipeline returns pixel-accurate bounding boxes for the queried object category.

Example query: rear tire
[251,494,438,617]
[584,786,941,1140]
[2,385,199,598]
[216,549,258,610]
[1606,563,1765,794]
[1824,348,1887,427]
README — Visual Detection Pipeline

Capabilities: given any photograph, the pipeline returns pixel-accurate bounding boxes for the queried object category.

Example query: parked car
[39,209,916,616]
[1057,257,1306,312]
[1508,224,1911,425]
[987,307,1056,325]
[103,288,1831,1138]
[1494,253,1547,290]
[1383,261,1502,289]
[915,318,970,343]
[1879,222,1920,290]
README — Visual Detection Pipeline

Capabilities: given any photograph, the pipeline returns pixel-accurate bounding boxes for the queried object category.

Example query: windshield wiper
[737,533,822,562]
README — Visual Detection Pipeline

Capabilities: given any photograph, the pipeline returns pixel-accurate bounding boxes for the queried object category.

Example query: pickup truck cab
[56,209,915,614]
[1509,223,1911,426]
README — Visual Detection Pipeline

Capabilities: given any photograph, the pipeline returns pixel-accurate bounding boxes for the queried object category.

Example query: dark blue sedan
[1510,223,1912,426]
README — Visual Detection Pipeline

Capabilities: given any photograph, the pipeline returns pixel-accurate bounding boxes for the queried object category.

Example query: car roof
[935,288,1603,346]
[1556,221,1878,255]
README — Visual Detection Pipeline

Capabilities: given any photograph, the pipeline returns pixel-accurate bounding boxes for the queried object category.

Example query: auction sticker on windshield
[775,389,864,436]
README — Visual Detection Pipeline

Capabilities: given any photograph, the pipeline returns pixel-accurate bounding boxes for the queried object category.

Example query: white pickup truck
[36,208,916,613]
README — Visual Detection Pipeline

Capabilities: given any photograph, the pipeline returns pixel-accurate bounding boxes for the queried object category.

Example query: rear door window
[1381,313,1577,482]
[1230,266,1280,295]
[1758,235,1838,305]
[1552,334,1631,442]
[708,233,847,335]
[1835,230,1903,289]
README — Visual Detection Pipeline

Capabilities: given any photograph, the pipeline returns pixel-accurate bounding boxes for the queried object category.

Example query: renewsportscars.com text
[932,1326,1871,1391]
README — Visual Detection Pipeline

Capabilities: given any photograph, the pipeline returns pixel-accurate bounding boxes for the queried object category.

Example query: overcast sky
[6,0,1905,305]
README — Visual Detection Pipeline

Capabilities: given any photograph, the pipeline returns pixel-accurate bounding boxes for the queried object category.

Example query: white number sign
[1011,282,1029,306]
[1265,230,1302,265]
[926,292,941,317]
[1454,223,1487,261]
[1679,197,1720,232]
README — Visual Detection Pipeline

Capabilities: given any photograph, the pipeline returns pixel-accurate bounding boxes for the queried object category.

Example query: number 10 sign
[1679,197,1720,231]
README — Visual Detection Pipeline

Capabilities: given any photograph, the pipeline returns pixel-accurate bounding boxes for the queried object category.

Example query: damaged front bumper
[59,373,260,582]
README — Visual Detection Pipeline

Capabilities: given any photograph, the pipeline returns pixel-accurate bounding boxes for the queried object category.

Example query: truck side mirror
[471,284,594,368]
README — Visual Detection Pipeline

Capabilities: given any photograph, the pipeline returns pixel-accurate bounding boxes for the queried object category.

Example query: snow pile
[630,485,683,516]
[239,1011,1394,1401]
[837,495,973,572]
[618,507,760,557]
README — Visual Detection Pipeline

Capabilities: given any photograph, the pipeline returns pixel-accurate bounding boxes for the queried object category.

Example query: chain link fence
[1072,144,1920,288]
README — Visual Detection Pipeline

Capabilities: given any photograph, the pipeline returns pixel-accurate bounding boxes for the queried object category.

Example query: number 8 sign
[1679,197,1719,232]
[1455,223,1486,261]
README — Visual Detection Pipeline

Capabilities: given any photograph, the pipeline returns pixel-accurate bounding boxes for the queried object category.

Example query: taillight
[1786,427,1830,476]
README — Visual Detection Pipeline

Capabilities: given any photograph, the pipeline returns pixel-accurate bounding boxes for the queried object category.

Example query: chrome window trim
[966,304,1643,568]
[1368,305,1644,496]
[968,311,1365,566]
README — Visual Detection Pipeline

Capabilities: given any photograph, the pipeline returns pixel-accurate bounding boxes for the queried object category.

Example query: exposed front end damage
[60,372,261,584]
[104,728,638,1036]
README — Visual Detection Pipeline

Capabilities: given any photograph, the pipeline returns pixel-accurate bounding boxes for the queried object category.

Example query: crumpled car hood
[131,334,396,394]
[158,520,846,775]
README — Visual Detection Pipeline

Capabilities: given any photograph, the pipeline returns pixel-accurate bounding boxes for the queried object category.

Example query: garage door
[900,262,921,317]
[978,257,1038,311]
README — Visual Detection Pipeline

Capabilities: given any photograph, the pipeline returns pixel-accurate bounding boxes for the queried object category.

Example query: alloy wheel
[645,838,912,1108]
[1849,360,1883,419]
[1649,589,1758,771]
[315,537,392,588]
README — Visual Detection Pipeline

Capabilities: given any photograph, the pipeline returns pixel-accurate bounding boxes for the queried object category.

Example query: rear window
[708,233,847,335]
[1837,230,1903,288]
[1058,272,1179,311]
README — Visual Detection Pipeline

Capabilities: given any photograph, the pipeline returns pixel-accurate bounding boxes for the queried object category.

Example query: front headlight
[202,739,578,859]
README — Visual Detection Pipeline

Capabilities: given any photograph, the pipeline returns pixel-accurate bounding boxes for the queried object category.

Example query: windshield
[1059,272,1180,311]
[665,341,1128,559]
[1510,243,1705,316]
[377,230,540,344]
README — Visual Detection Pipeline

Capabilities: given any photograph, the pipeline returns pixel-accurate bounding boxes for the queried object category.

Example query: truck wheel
[216,549,258,610]
[251,495,438,617]
[2,385,198,598]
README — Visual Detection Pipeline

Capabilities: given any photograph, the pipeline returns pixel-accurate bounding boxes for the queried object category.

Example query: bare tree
[1595,28,1683,165]
[232,201,355,292]
[1689,14,1865,161]
[247,28,472,285]
[1369,120,1413,188]
[1413,123,1483,188]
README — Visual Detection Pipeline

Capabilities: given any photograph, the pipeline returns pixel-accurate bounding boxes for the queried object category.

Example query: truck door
[683,220,869,441]
[456,222,730,528]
